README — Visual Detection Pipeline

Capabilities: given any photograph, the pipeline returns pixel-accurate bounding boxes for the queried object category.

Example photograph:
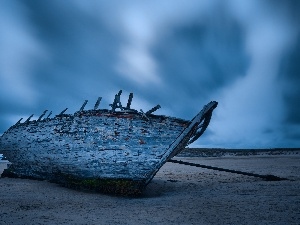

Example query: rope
[168,159,288,181]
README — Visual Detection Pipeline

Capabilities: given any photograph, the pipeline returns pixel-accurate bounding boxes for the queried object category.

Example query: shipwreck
[0,91,218,195]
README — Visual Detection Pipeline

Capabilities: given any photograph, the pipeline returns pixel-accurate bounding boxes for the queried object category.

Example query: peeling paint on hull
[0,94,217,195]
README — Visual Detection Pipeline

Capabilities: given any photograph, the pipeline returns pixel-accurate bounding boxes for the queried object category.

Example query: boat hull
[0,102,217,195]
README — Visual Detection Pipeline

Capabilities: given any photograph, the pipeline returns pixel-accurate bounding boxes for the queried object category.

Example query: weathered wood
[126,93,133,109]
[80,100,88,111]
[14,118,23,126]
[0,92,218,195]
[146,105,161,115]
[94,97,102,110]
[46,111,52,119]
[37,110,48,121]
[24,114,34,123]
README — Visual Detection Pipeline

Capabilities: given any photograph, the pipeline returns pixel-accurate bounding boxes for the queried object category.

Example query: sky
[0,0,299,149]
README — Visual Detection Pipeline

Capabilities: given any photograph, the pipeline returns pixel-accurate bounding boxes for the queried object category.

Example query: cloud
[114,0,216,86]
[0,1,45,107]
[116,46,161,85]
[203,0,300,148]
[0,0,299,148]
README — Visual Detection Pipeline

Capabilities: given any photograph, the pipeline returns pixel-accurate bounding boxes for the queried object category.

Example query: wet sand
[0,155,300,224]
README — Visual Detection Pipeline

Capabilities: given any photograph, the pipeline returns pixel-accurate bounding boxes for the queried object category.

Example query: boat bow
[145,101,218,184]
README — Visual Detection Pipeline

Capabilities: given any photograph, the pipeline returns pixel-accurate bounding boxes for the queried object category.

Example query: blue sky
[0,0,299,148]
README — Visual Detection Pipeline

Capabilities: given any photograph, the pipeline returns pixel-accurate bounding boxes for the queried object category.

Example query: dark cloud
[20,1,129,109]
[152,12,249,111]
[281,37,300,121]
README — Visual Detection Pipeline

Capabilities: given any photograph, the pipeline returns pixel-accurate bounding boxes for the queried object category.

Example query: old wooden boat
[0,91,217,195]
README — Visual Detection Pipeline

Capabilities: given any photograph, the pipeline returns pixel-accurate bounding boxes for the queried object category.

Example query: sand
[0,155,299,225]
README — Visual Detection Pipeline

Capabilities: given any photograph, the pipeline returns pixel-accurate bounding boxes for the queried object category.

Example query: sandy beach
[1,154,300,225]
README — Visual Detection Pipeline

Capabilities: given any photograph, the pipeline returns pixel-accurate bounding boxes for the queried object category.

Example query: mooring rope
[168,159,288,181]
